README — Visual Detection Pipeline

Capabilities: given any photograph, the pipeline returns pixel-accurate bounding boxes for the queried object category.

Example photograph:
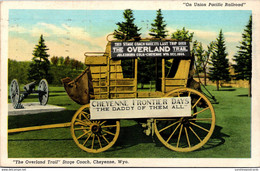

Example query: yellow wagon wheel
[154,88,215,152]
[71,104,120,153]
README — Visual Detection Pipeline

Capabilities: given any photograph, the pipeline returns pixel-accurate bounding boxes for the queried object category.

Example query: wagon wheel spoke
[176,124,183,148]
[154,88,215,152]
[189,126,202,142]
[100,121,107,126]
[75,119,89,126]
[97,135,103,148]
[102,135,110,144]
[166,123,181,143]
[190,122,209,132]
[192,97,202,109]
[77,130,91,140]
[91,135,95,149]
[184,127,191,148]
[71,104,120,153]
[192,107,210,117]
[80,112,91,122]
[159,120,180,133]
[82,133,92,146]
[102,130,115,136]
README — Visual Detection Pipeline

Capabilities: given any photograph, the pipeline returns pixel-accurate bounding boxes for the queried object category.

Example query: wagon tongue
[201,85,219,104]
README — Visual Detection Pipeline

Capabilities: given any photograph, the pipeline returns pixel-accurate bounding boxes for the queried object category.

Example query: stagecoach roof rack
[126,37,192,42]
[106,32,192,42]
[84,52,108,57]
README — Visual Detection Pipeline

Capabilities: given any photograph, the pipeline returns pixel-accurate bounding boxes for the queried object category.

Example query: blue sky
[8,9,252,62]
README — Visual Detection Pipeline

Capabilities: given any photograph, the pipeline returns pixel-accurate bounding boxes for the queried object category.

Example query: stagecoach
[9,33,216,153]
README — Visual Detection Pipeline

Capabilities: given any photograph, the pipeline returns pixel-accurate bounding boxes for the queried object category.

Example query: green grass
[8,85,251,158]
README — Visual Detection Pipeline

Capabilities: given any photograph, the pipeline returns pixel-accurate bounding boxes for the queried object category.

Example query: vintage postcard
[0,0,259,168]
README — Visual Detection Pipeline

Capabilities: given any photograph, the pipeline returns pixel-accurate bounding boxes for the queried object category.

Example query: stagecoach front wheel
[71,104,120,153]
[154,88,215,152]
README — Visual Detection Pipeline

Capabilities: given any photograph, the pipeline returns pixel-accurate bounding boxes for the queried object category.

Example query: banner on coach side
[90,97,191,120]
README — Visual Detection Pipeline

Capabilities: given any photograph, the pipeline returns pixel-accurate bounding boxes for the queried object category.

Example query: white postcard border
[1,0,260,167]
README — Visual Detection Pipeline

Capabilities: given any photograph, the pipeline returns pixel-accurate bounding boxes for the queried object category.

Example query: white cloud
[37,23,107,51]
[61,24,91,40]
[9,23,242,64]
[8,23,109,62]
[38,23,68,36]
[224,32,242,43]
[166,27,242,63]
[31,27,51,37]
[46,37,107,62]
[224,32,241,37]
[167,26,242,43]
[191,29,218,41]
[9,25,28,33]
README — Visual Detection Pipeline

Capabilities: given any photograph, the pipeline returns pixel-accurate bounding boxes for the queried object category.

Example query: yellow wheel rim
[154,88,215,152]
[71,104,120,153]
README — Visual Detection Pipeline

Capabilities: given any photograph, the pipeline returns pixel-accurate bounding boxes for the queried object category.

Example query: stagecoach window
[121,58,134,78]
[166,58,180,78]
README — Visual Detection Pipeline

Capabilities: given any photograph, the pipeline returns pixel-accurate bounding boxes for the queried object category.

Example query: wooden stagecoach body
[85,40,193,100]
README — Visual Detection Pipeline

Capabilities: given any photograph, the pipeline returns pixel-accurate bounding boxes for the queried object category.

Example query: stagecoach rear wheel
[71,104,120,153]
[154,88,215,152]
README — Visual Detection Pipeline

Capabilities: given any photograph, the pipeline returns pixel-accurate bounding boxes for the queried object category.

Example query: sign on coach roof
[111,41,190,58]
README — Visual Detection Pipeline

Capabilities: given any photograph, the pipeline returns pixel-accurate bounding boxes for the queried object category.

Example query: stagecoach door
[136,57,162,92]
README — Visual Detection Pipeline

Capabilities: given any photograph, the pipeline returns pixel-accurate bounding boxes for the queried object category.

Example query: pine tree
[51,56,59,66]
[194,41,215,85]
[141,9,168,89]
[171,27,194,41]
[114,9,141,81]
[28,35,52,83]
[149,9,168,38]
[64,56,70,66]
[114,9,141,40]
[233,15,252,97]
[194,42,205,73]
[209,30,230,90]
[58,56,64,65]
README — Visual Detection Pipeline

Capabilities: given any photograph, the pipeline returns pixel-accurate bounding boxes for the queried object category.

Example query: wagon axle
[180,118,190,125]
[90,123,101,134]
